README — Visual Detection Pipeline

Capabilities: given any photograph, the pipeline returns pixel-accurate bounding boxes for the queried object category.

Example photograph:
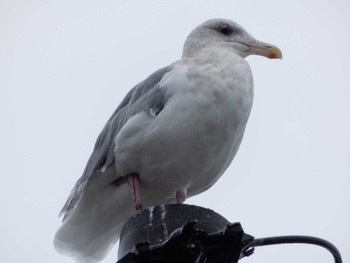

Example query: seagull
[54,18,282,262]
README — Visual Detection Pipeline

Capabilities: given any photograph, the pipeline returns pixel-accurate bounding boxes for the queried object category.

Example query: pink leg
[175,189,186,204]
[127,173,142,211]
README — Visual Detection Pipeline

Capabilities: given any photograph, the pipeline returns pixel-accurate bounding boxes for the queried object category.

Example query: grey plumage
[60,65,173,220]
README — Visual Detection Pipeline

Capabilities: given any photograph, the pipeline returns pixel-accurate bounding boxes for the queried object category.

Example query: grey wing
[60,65,174,220]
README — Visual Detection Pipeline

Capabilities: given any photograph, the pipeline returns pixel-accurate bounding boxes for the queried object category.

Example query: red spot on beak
[268,52,279,59]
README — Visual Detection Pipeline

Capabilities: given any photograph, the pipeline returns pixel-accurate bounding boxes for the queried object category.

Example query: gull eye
[220,25,233,36]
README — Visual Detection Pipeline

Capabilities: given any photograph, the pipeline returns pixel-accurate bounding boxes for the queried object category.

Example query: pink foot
[127,173,142,211]
[175,189,186,204]
[112,173,142,211]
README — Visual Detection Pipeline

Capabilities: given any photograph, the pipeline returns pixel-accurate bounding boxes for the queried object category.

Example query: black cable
[250,235,342,263]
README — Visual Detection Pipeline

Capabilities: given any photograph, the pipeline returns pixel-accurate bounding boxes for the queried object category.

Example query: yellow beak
[247,40,283,59]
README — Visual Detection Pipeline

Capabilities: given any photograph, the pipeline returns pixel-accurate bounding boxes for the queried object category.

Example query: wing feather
[60,65,173,219]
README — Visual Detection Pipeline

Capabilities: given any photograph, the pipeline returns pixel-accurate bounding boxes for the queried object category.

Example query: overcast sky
[1,0,349,262]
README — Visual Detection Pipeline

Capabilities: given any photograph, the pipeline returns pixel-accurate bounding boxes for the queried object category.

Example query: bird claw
[136,204,143,211]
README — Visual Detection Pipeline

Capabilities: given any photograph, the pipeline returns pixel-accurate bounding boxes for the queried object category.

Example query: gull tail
[54,180,135,263]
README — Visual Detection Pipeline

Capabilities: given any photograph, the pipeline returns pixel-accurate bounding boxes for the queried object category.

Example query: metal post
[117,204,254,263]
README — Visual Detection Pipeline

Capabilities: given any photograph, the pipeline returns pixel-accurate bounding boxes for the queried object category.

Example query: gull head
[182,19,282,59]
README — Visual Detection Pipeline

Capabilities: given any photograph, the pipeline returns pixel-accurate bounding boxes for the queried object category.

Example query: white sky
[1,0,349,262]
